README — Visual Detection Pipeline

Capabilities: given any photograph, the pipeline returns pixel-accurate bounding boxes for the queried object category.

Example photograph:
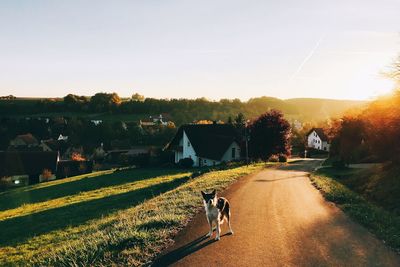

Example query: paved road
[153,160,400,267]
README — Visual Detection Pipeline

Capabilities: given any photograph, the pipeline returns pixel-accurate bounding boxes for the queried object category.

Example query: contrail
[289,35,325,81]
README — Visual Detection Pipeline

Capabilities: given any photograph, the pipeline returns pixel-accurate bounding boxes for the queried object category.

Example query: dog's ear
[211,189,216,196]
[201,191,206,198]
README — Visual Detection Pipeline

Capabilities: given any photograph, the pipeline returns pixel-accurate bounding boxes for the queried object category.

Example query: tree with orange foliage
[71,152,85,161]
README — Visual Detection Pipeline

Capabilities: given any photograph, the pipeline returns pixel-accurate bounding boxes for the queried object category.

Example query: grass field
[0,163,268,266]
[311,167,400,253]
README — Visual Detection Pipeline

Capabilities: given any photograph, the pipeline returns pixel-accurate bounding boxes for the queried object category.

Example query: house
[0,151,59,185]
[307,128,330,151]
[39,138,69,155]
[9,133,39,148]
[166,124,241,167]
[57,134,68,141]
[90,119,103,126]
[140,113,172,127]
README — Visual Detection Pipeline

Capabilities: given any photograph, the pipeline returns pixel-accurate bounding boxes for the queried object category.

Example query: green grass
[0,163,268,266]
[311,167,400,253]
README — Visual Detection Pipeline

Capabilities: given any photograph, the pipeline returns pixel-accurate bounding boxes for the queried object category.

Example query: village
[0,110,330,189]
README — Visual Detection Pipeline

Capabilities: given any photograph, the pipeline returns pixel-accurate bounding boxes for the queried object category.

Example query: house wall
[221,142,241,162]
[173,131,198,165]
[197,157,221,167]
[322,141,330,152]
[39,174,57,183]
[174,151,183,163]
[182,131,199,166]
[307,131,322,150]
[10,139,26,146]
[307,131,330,151]
[8,175,29,187]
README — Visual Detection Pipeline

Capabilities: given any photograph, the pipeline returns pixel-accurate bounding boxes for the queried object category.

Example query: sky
[0,0,399,101]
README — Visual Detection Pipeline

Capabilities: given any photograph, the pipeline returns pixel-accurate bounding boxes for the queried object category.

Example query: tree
[89,92,121,112]
[329,117,367,165]
[63,94,88,110]
[131,93,145,102]
[248,110,291,160]
[227,116,233,125]
[233,113,246,130]
[385,54,400,85]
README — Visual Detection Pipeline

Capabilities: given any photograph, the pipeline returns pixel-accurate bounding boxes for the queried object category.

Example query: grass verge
[310,167,400,253]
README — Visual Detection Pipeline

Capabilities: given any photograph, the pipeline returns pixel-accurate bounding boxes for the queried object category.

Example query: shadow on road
[253,175,305,183]
[277,159,324,172]
[151,233,234,266]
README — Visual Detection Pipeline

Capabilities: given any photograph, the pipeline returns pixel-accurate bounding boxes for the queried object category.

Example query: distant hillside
[285,98,367,121]
[0,95,367,124]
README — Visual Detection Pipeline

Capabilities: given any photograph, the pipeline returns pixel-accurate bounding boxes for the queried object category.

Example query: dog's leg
[215,220,221,241]
[206,219,213,238]
[227,212,234,235]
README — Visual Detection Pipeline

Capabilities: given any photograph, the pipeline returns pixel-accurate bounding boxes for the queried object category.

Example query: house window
[204,159,207,164]
[231,147,236,158]
[187,141,191,147]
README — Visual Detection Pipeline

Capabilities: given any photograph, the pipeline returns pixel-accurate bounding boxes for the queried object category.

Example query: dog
[201,189,233,240]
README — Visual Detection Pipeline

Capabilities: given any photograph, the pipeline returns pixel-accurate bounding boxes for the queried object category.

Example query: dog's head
[201,189,217,207]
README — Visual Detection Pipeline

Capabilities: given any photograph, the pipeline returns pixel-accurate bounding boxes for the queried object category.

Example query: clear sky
[0,0,399,100]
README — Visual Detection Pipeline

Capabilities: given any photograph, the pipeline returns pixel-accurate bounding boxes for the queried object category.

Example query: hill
[0,95,366,125]
[285,98,367,122]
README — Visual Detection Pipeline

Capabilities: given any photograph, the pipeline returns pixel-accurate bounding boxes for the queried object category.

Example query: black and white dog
[201,189,233,240]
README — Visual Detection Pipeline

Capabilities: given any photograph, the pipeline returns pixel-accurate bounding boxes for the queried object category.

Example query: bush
[268,155,279,162]
[41,169,53,182]
[278,154,288,162]
[178,158,194,168]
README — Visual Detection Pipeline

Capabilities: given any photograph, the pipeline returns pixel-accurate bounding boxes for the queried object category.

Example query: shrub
[41,169,53,182]
[278,154,288,162]
[268,155,279,162]
[178,158,194,168]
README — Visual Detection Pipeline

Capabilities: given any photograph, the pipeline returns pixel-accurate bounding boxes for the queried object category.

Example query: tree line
[328,56,400,167]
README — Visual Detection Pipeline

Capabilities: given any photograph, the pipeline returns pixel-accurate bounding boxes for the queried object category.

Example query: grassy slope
[339,165,400,214]
[0,168,192,265]
[310,167,400,252]
[0,163,268,266]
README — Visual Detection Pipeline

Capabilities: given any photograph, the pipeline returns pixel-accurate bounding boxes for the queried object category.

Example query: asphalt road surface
[153,160,400,267]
